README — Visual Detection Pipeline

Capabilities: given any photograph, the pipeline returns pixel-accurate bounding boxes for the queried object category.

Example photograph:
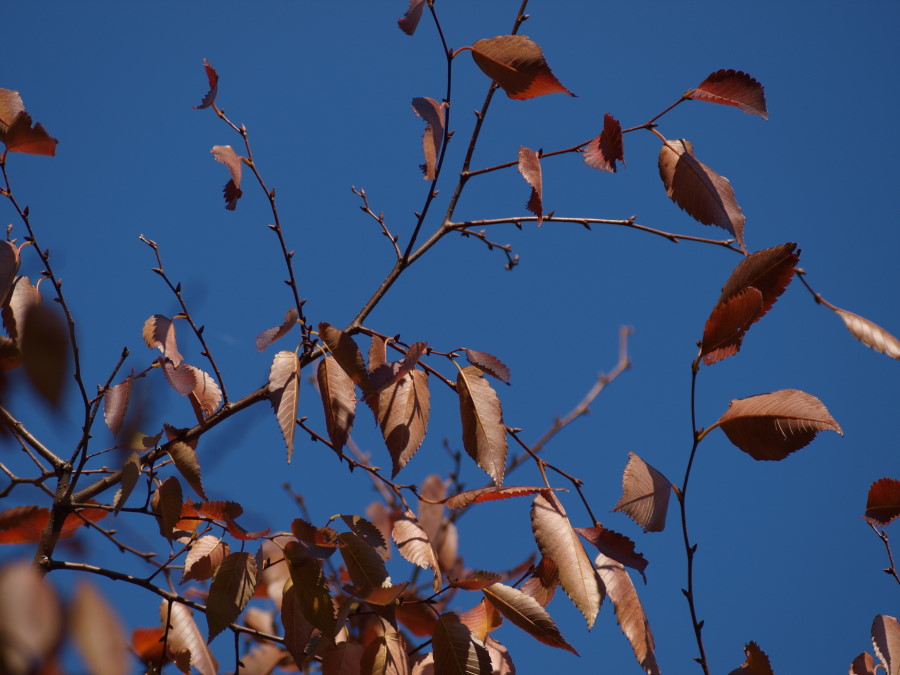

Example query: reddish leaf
[397,597,439,637]
[104,375,133,436]
[462,349,510,384]
[71,581,129,675]
[206,551,257,643]
[717,389,843,461]
[700,287,763,365]
[346,581,409,608]
[379,369,431,476]
[142,314,183,366]
[866,478,900,526]
[583,113,625,173]
[168,440,207,500]
[0,502,106,545]
[519,557,559,608]
[872,614,900,675]
[575,525,648,583]
[21,304,69,405]
[185,365,223,421]
[457,366,507,486]
[433,612,492,675]
[211,144,244,210]
[0,110,58,156]
[256,308,299,352]
[132,627,166,668]
[0,562,63,671]
[689,69,768,120]
[482,582,577,654]
[152,476,183,542]
[613,452,673,533]
[369,341,428,393]
[450,571,502,592]
[518,146,543,225]
[323,641,365,675]
[446,486,559,510]
[268,350,300,462]
[716,242,799,318]
[291,518,342,559]
[413,97,444,180]
[318,355,357,455]
[283,541,336,640]
[339,531,390,596]
[182,536,230,583]
[393,510,442,593]
[361,628,410,675]
[194,58,219,110]
[159,600,218,675]
[418,475,448,553]
[727,641,774,675]
[469,35,574,100]
[113,451,141,516]
[658,138,746,251]
[161,359,198,396]
[398,0,426,35]
[458,599,503,643]
[831,306,900,360]
[281,583,315,665]
[340,514,389,559]
[531,491,602,628]
[320,322,372,394]
[850,652,877,675]
[0,240,21,306]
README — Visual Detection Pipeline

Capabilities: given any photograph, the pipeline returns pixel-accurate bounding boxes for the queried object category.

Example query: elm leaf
[142,314,182,366]
[159,600,218,675]
[104,375,133,436]
[873,614,900,675]
[831,306,900,360]
[193,58,219,110]
[700,287,763,365]
[482,582,576,654]
[413,97,444,180]
[463,349,510,384]
[398,0,426,35]
[433,612,492,675]
[393,510,442,593]
[727,641,774,675]
[317,355,357,455]
[256,308,299,352]
[211,144,244,211]
[206,552,257,643]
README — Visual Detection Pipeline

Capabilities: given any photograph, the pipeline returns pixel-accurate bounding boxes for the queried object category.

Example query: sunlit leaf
[583,113,625,173]
[0,89,25,134]
[446,486,557,510]
[161,359,197,397]
[369,341,428,393]
[182,536,229,583]
[717,389,843,460]
[113,451,141,516]
[485,636,514,675]
[413,97,444,180]
[0,562,63,673]
[0,502,106,544]
[865,478,900,526]
[575,525,648,582]
[457,366,507,485]
[518,146,543,225]
[159,600,218,675]
[419,474,448,554]
[104,375,133,436]
[398,0,426,35]
[462,349,510,384]
[398,597,439,637]
[727,640,774,675]
[469,35,574,100]
[211,144,244,211]
[831,306,900,360]
[483,582,577,654]
[531,491,602,627]
[433,612,492,675]
[22,304,69,405]
[167,440,207,500]
[238,642,286,675]
[132,627,166,669]
[849,652,877,675]
[700,287,763,365]
[612,452,672,532]
[658,138,746,251]
[320,322,372,393]
[185,365,223,421]
[458,599,503,643]
[206,551,257,643]
[379,369,431,476]
[71,581,129,675]
[317,355,357,455]
[268,350,300,462]
[688,69,768,119]
[519,557,559,608]
[142,314,183,366]
[0,108,58,156]
[256,307,299,352]
[193,58,219,109]
[2,275,40,348]
[873,614,900,675]
[361,628,410,675]
[716,242,798,319]
[393,510,442,592]
[450,571,502,592]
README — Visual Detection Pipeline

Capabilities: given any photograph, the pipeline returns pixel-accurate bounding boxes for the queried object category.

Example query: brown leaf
[519,557,559,608]
[413,97,445,180]
[168,440,207,500]
[283,541,336,640]
[458,599,503,643]
[398,597,439,637]
[0,240,21,306]
[658,138,746,251]
[717,389,843,461]
[393,510,442,592]
[398,0,426,35]
[485,636,514,675]
[159,600,218,675]
[291,518,342,559]
[689,69,768,120]
[211,144,244,210]
[238,642,286,675]
[583,113,625,173]
[2,276,40,351]
[320,322,372,394]
[281,583,315,665]
[268,350,300,462]
[71,581,129,675]
[104,375,133,436]
[594,553,659,675]
[339,531,391,596]
[457,366,507,485]
[256,307,299,352]
[865,478,900,526]
[450,571,502,592]
[0,503,106,544]
[850,651,876,675]
[462,349,510,384]
[469,35,574,100]
[22,304,69,405]
[206,551,257,643]
[716,242,799,319]
[341,514,389,559]
[194,58,219,110]
[369,341,428,393]
[322,641,365,675]
[575,525,648,582]
[318,356,357,455]
[361,628,410,675]
[832,306,900,360]
[432,612,492,675]
[612,452,672,532]
[517,146,543,225]
[482,582,577,654]
[419,475,448,553]
[727,641,774,675]
[446,486,559,510]
[185,365,223,421]
[379,369,431,476]
[873,614,900,675]
[182,536,230,583]
[0,562,63,673]
[531,491,602,628]
[152,476,183,542]
[700,287,763,365]
[0,89,25,133]
[113,451,141,516]
[0,110,58,156]
[161,359,198,396]
[142,314,183,366]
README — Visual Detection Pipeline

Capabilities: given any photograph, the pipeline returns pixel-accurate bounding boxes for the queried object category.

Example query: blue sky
[2,1,899,673]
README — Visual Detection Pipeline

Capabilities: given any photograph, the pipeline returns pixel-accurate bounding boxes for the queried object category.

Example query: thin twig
[869,522,900,587]
[352,187,402,260]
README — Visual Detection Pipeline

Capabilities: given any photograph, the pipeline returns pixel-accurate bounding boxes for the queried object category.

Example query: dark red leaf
[193,58,219,110]
[583,113,625,173]
[398,0,426,35]
[463,348,510,384]
[469,35,575,100]
[700,287,763,365]
[446,486,559,510]
[865,478,900,526]
[0,111,58,156]
[575,525,648,582]
[412,97,444,180]
[716,243,799,317]
[518,146,543,225]
[689,69,768,120]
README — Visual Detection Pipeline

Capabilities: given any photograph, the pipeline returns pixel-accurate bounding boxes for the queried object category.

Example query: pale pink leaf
[463,349,510,384]
[318,355,357,455]
[142,314,183,366]
[393,509,442,593]
[0,563,63,673]
[256,308,299,352]
[832,306,900,360]
[182,536,230,583]
[185,365,223,421]
[268,351,300,462]
[613,452,673,532]
[873,614,900,675]
[2,275,41,348]
[71,581,129,675]
[159,600,218,675]
[104,375,133,436]
[211,144,244,210]
[168,440,206,500]
[398,0,426,35]
[379,369,430,476]
[161,359,197,396]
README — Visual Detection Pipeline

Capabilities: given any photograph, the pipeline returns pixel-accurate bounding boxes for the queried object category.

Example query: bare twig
[352,187,402,260]
[869,522,900,587]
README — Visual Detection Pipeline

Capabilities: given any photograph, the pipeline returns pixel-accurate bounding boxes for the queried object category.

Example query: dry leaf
[361,628,410,675]
[256,307,299,352]
[0,562,63,673]
[463,348,510,384]
[727,641,774,675]
[152,476,183,542]
[211,144,244,210]
[716,242,798,317]
[432,612,492,675]
[482,582,576,654]
[0,240,21,306]
[457,366,507,485]
[318,355,357,455]
[575,525,648,582]
[398,0,426,35]
[320,322,372,394]
[689,69,768,119]
[379,369,431,476]
[71,581,129,675]
[519,557,559,608]
[161,360,197,397]
[283,542,336,641]
[194,58,219,110]
[701,287,763,365]
[865,478,900,526]
[339,531,391,596]
[850,651,877,675]
[185,365,223,421]
[518,146,543,225]
[469,35,574,100]
[159,600,218,675]
[206,552,257,643]
[446,486,556,510]
[832,306,900,360]
[873,614,900,675]
[167,440,207,500]
[268,351,300,462]
[369,341,428,393]
[393,510,442,592]
[583,113,625,173]
[22,304,69,405]
[142,314,183,366]
[612,452,672,532]
[104,375,133,436]
[182,536,229,583]
[0,93,58,156]
[413,97,445,180]
[458,599,503,642]
[112,451,141,516]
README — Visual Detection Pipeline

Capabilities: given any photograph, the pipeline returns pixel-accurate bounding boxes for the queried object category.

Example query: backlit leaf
[0,503,106,544]
[613,452,672,532]
[457,366,507,485]
[206,551,257,643]
[458,599,503,642]
[531,491,601,628]
[850,652,876,675]
[160,600,218,675]
[469,35,574,100]
[865,478,900,526]
[323,641,365,675]
[152,476,183,542]
[398,597,439,637]
[132,627,166,669]
[161,360,197,397]
[284,541,336,640]
[0,89,25,134]
[727,641,774,675]
[482,582,577,654]
[519,557,559,608]
[0,240,21,306]
[393,510,442,592]
[433,612,492,675]
[22,304,69,405]
[450,571,502,592]
[0,562,63,673]
[291,518,342,559]
[318,356,357,455]
[340,514,389,559]
[716,242,798,319]
[320,322,372,394]
[0,110,58,156]
[362,628,410,675]
[142,314,183,366]
[185,365,223,421]
[413,97,444,180]
[717,389,843,461]
[700,287,763,365]
[446,486,557,510]
[104,375,133,436]
[398,0,426,35]
[194,58,219,109]
[256,308,299,352]
[238,642,285,675]
[281,582,315,666]
[832,306,900,360]
[873,614,900,675]
[485,637,514,675]
[71,581,129,675]
[211,144,244,211]
[462,349,510,384]
[689,69,768,119]
[168,440,207,500]
[182,536,229,583]
[369,341,428,393]
[594,553,659,675]
[575,525,648,582]
[380,369,431,476]
[658,138,746,251]
[339,531,390,596]
[113,451,141,516]
[2,275,40,348]
[583,113,625,173]
[268,350,300,462]
[518,146,543,225]
[419,475,448,552]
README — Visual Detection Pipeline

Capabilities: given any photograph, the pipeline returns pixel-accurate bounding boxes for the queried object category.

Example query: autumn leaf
[519,557,559,608]
[361,628,410,675]
[700,287,763,365]
[450,571,502,592]
[594,553,659,675]
[104,375,133,436]
[379,369,431,476]
[575,525,648,582]
[418,474,448,552]
[132,627,166,669]
[161,359,197,397]
[340,514,389,559]
[193,58,219,110]
[850,652,877,675]
[185,365,223,421]
[142,314,183,366]
[369,341,428,393]
[393,510,442,592]
[290,518,342,559]
[518,146,543,225]
[0,239,21,306]
[482,582,577,654]
[485,637,514,675]
[317,355,357,455]
[71,581,128,675]
[182,536,229,583]
[168,440,207,500]
[0,89,58,156]
[256,307,299,352]
[323,642,366,675]
[283,541,336,640]
[458,599,503,644]
[531,491,602,628]
[0,563,62,671]
[113,451,141,516]
[0,503,106,545]
[463,348,510,384]
[658,138,746,251]
[716,242,798,318]
[206,551,257,643]
[22,304,69,405]
[583,113,625,173]
[612,452,672,532]
[727,640,774,675]
[457,366,507,485]
[2,275,40,348]
[468,35,574,100]
[211,144,244,210]
[866,478,900,526]
[268,350,300,462]
[320,322,372,394]
[446,486,558,510]
[398,0,426,35]
[281,586,314,667]
[339,531,391,596]
[159,600,218,675]
[413,97,445,180]
[152,476,183,542]
[688,69,768,119]
[830,305,900,360]
[716,389,843,461]
[873,614,900,675]
[433,612,492,675]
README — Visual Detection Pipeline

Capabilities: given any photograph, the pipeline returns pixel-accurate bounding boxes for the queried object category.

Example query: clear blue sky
[2,1,899,673]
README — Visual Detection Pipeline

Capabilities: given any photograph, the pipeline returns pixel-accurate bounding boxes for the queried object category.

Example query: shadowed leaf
[370,341,428,393]
[458,599,503,642]
[0,240,20,306]
[689,69,768,119]
[194,58,219,109]
[318,356,357,455]
[520,557,559,608]
[268,351,300,462]
[531,491,601,627]
[518,146,543,225]
[393,510,442,592]
[291,518,342,559]
[142,314,183,366]
[398,0,426,35]
[323,641,365,675]
[658,138,746,251]
[206,551,257,643]
[152,476,183,542]
[281,583,315,665]
[457,366,507,485]
[161,360,197,396]
[450,571,502,591]
[716,242,798,317]
[433,612,492,675]
[2,275,40,349]
[583,113,625,173]
[469,35,574,100]
[485,636,514,675]
[168,440,206,500]
[873,614,900,675]
[160,600,218,675]
[320,322,372,394]
[850,652,877,675]
[379,369,431,476]
[446,486,561,510]
[283,542,336,641]
[413,97,445,180]
[831,306,900,360]
[701,287,763,365]
[211,144,244,210]
[238,642,285,675]
[463,349,510,384]
[256,308,299,352]
[361,629,410,675]
[717,389,842,461]
[866,478,900,526]
[113,451,141,516]
[339,531,390,596]
[0,562,63,673]
[104,375,133,436]
[576,525,648,582]
[182,536,229,583]
[727,641,773,674]
[22,304,68,405]
[419,474,448,553]
[132,627,166,669]
[483,582,576,654]
[0,503,106,544]
[613,452,672,532]
[341,514,389,559]
[398,597,439,637]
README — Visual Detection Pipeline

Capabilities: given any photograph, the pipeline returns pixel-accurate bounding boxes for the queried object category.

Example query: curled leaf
[412,97,444,180]
[211,144,244,210]
[319,322,371,394]
[398,0,426,35]
[850,652,877,675]
[518,146,543,225]
[193,58,219,109]
[0,90,58,156]
[268,351,300,462]
[256,308,299,352]
[469,35,574,100]
[317,355,357,455]
[379,369,431,476]
[865,478,900,526]
[583,113,625,173]
[612,452,672,533]
[446,486,557,510]
[463,348,510,384]
[872,614,900,675]
[831,305,900,360]
[185,365,223,421]
[727,640,774,675]
[688,69,768,119]
[142,314,182,366]
[575,525,648,582]
[168,440,206,500]
[393,510,441,593]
